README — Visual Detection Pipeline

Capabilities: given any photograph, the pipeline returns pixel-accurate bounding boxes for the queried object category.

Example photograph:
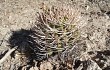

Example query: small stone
[40,61,53,70]
[30,67,39,70]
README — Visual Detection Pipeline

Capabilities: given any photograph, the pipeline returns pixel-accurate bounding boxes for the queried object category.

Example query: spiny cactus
[8,3,81,63]
[35,3,81,49]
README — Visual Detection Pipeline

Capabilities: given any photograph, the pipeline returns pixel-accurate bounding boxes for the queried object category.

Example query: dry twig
[0,46,18,64]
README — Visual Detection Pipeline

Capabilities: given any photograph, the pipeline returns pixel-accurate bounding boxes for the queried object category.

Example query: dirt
[0,0,110,70]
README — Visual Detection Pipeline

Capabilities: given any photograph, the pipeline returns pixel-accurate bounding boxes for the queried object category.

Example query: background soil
[0,0,110,70]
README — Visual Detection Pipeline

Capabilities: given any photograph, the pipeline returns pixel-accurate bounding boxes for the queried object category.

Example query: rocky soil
[0,0,110,70]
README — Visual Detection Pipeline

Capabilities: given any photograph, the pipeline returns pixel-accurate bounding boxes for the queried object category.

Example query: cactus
[7,4,81,63]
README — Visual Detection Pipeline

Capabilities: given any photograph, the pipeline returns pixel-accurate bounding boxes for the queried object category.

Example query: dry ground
[0,0,110,70]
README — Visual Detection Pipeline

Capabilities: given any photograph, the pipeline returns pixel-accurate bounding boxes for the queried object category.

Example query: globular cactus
[35,3,81,49]
[8,3,81,65]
